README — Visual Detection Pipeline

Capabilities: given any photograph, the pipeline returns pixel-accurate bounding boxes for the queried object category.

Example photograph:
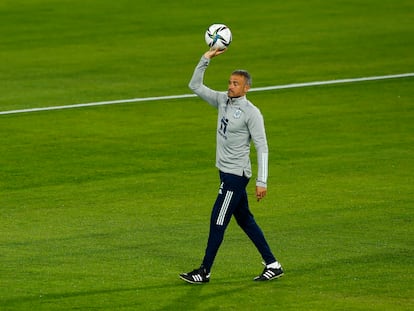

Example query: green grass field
[1,0,413,310]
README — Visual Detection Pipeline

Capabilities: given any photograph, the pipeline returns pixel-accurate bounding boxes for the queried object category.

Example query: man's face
[227,74,250,98]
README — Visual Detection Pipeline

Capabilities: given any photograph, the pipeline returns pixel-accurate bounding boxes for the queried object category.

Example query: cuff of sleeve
[256,180,267,188]
[201,55,210,63]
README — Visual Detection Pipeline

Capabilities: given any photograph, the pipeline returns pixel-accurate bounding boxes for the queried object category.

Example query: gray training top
[189,56,269,188]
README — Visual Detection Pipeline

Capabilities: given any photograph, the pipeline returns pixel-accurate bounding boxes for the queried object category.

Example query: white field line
[1,73,413,116]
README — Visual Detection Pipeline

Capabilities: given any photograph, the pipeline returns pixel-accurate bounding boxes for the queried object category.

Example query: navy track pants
[201,171,276,272]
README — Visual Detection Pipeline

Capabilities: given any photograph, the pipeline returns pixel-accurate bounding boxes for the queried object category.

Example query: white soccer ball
[205,24,232,50]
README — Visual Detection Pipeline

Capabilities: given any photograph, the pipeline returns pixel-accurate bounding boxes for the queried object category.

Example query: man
[179,48,283,284]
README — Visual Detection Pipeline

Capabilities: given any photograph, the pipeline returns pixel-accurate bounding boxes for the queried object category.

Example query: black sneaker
[180,267,210,284]
[254,266,284,281]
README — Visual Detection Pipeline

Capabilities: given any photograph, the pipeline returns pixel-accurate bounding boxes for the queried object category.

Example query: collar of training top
[227,96,247,105]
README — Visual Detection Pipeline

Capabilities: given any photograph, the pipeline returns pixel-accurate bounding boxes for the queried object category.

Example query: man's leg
[201,172,248,272]
[233,190,277,265]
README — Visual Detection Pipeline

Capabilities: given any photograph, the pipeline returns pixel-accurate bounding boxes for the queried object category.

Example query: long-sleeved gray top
[189,56,269,188]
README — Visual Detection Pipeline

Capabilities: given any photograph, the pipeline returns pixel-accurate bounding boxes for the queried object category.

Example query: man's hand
[256,186,267,202]
[204,48,227,59]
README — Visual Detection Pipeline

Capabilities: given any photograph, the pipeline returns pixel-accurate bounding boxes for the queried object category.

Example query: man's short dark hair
[232,70,252,86]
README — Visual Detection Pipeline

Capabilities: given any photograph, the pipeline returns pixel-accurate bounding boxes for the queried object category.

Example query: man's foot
[180,267,210,284]
[254,266,284,281]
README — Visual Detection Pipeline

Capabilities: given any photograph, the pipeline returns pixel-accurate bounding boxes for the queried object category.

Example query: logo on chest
[233,109,242,119]
[218,109,243,139]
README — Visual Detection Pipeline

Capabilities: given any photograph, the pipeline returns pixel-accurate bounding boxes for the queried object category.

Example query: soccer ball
[205,24,232,50]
